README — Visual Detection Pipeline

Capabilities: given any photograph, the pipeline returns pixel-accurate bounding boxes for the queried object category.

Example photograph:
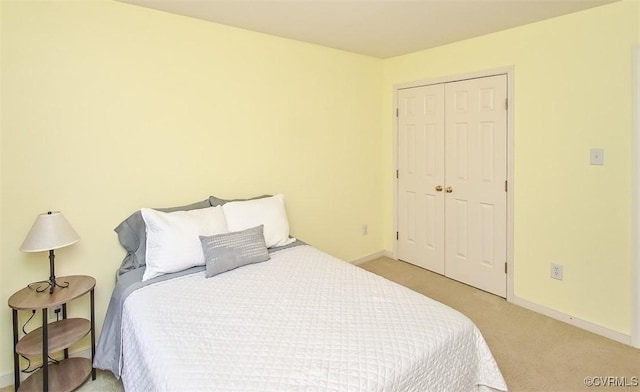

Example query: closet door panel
[397,84,445,274]
[444,75,507,297]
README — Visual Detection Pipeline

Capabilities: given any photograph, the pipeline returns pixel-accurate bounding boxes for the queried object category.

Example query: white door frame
[632,44,640,348]
[392,66,515,301]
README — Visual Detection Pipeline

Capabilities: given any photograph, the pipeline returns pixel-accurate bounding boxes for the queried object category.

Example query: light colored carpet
[360,257,640,392]
[77,370,124,391]
[4,257,638,392]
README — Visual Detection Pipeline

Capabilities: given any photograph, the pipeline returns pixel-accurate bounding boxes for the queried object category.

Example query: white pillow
[222,194,295,248]
[141,206,228,281]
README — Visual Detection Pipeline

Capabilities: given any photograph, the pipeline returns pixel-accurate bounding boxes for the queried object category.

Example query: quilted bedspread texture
[120,245,507,392]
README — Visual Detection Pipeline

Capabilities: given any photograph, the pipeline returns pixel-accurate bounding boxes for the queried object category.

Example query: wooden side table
[8,275,96,392]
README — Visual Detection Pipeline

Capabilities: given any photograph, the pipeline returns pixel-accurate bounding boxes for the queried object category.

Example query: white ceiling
[118,0,618,58]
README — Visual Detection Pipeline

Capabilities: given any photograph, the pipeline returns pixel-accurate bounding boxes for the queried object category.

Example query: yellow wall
[0,0,382,375]
[383,0,638,335]
[1,0,638,383]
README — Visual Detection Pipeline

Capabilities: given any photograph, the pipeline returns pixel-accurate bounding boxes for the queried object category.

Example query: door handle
[435,185,443,192]
[445,186,453,193]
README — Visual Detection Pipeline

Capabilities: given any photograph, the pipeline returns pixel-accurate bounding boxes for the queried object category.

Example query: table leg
[12,309,19,392]
[90,289,96,380]
[62,303,69,359]
[42,309,48,392]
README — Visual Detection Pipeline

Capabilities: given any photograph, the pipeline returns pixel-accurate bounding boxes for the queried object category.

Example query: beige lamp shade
[20,211,80,252]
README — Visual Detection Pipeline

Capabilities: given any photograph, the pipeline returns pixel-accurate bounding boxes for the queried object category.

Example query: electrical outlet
[550,263,563,280]
[50,305,62,320]
[590,148,604,165]
[362,224,368,236]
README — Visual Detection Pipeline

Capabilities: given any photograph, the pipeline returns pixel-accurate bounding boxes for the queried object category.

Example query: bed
[94,194,508,392]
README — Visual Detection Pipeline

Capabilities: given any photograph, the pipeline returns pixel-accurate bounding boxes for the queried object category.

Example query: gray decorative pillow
[200,225,270,278]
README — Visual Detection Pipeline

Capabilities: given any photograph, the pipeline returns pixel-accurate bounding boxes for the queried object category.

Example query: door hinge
[396,108,399,117]
[505,180,508,192]
[505,98,508,110]
[505,262,507,274]
[396,232,399,240]
[396,170,399,179]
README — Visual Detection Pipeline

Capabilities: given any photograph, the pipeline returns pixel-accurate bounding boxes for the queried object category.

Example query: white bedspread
[121,245,507,392]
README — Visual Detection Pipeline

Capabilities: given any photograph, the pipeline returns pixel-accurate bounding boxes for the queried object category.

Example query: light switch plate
[590,148,604,165]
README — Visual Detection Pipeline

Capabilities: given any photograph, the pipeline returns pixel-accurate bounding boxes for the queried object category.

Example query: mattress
[119,245,507,391]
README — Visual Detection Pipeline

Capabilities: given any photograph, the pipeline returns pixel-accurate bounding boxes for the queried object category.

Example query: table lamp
[20,211,80,294]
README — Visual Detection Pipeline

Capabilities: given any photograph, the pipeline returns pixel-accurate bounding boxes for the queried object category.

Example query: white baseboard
[0,346,92,388]
[353,251,633,346]
[379,253,632,346]
[511,296,631,346]
[0,371,14,389]
[350,250,389,265]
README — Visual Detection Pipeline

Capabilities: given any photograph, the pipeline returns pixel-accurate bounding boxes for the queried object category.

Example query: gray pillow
[200,225,270,278]
[208,194,271,206]
[115,198,212,275]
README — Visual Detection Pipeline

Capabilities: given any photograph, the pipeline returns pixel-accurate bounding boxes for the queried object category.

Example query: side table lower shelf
[17,357,92,392]
[16,318,91,356]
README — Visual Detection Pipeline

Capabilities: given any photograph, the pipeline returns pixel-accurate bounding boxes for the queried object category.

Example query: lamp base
[28,278,69,294]
[27,249,69,294]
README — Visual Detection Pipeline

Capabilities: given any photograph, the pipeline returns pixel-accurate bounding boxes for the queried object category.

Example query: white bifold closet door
[397,74,507,298]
